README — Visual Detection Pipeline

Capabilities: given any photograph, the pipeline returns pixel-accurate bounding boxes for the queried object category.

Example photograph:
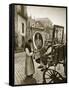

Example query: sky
[27,6,66,34]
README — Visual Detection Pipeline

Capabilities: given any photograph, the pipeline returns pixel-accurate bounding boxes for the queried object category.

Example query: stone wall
[14,5,27,50]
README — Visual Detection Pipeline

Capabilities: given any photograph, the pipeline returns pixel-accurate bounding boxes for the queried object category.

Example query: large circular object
[33,31,44,50]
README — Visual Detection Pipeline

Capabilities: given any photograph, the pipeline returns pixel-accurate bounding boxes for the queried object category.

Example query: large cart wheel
[43,68,64,84]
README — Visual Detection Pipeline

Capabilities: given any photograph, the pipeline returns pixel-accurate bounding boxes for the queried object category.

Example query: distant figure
[25,39,35,77]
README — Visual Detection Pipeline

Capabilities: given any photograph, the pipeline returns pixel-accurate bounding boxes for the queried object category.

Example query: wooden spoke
[44,69,64,84]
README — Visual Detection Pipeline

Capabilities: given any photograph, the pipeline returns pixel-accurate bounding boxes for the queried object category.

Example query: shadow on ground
[23,76,37,84]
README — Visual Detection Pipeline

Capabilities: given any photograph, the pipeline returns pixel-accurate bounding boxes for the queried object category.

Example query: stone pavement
[14,52,43,85]
[14,52,65,85]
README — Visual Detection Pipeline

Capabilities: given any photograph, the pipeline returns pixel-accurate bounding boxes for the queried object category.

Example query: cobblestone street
[15,52,43,85]
[15,52,65,85]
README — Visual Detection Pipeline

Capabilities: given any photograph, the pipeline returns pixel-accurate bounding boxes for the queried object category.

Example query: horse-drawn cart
[34,25,66,84]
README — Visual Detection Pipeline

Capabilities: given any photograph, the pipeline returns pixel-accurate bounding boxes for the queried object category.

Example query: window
[22,23,24,33]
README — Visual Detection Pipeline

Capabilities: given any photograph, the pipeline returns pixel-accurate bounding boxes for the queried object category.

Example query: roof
[28,17,53,29]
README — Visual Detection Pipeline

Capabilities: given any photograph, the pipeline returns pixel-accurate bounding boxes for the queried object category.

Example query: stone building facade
[27,17,53,49]
[14,5,27,51]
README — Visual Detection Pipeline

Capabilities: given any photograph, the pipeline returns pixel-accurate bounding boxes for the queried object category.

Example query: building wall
[18,15,26,47]
[27,17,53,47]
[14,5,27,50]
[15,5,18,34]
